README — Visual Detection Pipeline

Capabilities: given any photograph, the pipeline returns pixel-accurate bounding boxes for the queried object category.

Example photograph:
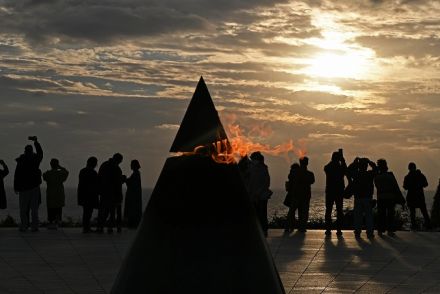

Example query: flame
[175,114,307,164]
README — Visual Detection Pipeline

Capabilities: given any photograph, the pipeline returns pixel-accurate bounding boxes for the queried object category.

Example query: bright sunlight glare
[304,51,371,79]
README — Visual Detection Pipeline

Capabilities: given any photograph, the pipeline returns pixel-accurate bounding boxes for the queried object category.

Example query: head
[408,162,416,172]
[250,151,264,163]
[291,163,300,170]
[24,145,33,156]
[359,158,369,171]
[299,156,309,168]
[112,153,123,165]
[131,159,141,171]
[331,152,340,162]
[377,159,388,173]
[86,156,98,169]
[50,158,59,169]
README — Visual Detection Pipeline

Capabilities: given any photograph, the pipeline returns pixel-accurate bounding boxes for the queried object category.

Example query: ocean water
[0,187,435,223]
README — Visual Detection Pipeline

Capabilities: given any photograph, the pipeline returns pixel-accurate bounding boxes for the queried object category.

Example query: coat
[99,159,124,206]
[324,160,346,197]
[0,165,9,209]
[374,171,405,205]
[14,141,43,192]
[248,161,272,203]
[43,167,69,208]
[404,170,428,208]
[124,170,142,226]
[77,167,99,208]
[291,167,315,201]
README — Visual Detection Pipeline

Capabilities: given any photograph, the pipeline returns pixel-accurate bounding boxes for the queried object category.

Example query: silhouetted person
[43,159,69,229]
[324,150,347,236]
[248,152,272,237]
[403,162,431,230]
[348,157,377,238]
[14,136,43,232]
[124,160,142,228]
[284,163,300,233]
[374,159,404,236]
[431,179,440,228]
[78,157,99,233]
[97,153,125,233]
[0,160,9,209]
[292,157,315,233]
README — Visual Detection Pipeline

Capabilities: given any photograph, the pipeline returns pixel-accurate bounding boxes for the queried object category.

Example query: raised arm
[34,139,43,163]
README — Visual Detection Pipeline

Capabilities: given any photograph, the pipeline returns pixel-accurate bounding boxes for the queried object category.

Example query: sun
[304,51,371,79]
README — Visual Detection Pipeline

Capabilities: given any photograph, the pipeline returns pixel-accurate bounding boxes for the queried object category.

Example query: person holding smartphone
[14,136,43,232]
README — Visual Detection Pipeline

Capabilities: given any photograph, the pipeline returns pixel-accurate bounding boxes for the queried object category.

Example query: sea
[1,187,435,224]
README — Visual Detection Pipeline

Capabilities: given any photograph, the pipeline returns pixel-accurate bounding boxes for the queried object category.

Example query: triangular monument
[170,76,229,152]
[111,77,285,294]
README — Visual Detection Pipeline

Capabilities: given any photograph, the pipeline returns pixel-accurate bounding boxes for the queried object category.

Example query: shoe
[95,228,104,234]
[19,227,27,232]
[31,227,39,232]
[117,227,122,233]
[378,231,384,236]
[107,228,113,234]
[336,230,343,236]
[354,231,361,238]
[387,231,396,237]
[82,228,91,234]
[325,230,331,236]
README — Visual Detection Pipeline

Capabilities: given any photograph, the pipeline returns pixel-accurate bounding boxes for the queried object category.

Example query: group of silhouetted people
[0,137,143,233]
[281,149,434,238]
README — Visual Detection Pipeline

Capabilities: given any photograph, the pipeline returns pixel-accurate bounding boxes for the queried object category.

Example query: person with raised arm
[14,136,43,232]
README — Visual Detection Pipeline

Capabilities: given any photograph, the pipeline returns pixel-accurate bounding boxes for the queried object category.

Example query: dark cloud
[0,0,290,43]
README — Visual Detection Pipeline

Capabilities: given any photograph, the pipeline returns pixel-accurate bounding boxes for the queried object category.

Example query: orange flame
[175,114,307,164]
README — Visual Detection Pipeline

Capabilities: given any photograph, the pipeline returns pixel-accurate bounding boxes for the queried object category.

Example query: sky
[1,0,440,190]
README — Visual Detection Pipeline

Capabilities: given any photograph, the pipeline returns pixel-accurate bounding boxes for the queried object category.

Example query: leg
[97,204,109,232]
[116,204,122,232]
[335,196,344,233]
[47,208,55,224]
[285,207,294,231]
[82,206,93,232]
[19,191,31,231]
[387,202,395,233]
[377,200,386,233]
[107,205,116,232]
[56,207,62,226]
[29,188,40,231]
[364,199,374,237]
[409,206,417,229]
[353,198,362,236]
[324,195,334,231]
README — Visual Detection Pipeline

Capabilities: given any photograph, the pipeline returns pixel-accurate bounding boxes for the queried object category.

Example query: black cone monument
[111,77,285,294]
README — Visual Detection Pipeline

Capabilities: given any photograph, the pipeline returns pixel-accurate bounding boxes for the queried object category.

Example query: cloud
[0,0,292,44]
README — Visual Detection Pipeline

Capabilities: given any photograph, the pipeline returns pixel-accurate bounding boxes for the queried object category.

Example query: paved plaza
[0,228,439,293]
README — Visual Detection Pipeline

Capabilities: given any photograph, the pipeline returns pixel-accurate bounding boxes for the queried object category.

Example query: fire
[176,115,307,164]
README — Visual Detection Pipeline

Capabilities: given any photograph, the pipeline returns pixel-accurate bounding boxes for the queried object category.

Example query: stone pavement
[0,228,439,293]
